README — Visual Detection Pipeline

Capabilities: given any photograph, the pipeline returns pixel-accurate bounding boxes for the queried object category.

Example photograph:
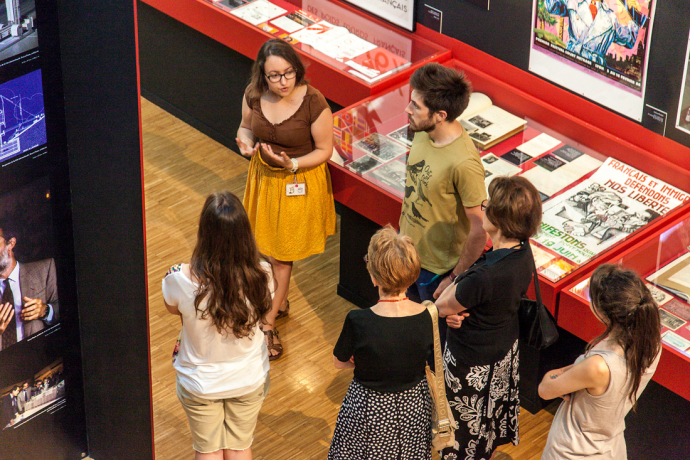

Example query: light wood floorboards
[142,98,558,460]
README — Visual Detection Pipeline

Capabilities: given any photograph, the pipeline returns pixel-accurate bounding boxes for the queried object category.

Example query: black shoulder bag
[518,251,559,349]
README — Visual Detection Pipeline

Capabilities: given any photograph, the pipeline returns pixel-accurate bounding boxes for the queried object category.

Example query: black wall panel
[58,1,153,459]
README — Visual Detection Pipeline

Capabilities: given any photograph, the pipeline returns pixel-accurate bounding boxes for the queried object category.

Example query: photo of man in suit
[16,382,33,414]
[0,222,59,352]
[1,386,20,428]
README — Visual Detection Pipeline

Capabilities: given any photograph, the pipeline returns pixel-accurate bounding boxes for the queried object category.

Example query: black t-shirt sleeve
[454,268,491,311]
[333,313,355,362]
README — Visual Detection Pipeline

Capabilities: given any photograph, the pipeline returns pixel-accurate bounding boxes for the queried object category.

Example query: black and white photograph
[387,124,415,148]
[660,308,686,331]
[0,0,38,66]
[346,154,382,175]
[468,114,493,129]
[354,132,407,162]
[0,358,64,431]
[502,149,533,166]
[368,160,406,194]
[469,131,492,143]
[534,154,566,172]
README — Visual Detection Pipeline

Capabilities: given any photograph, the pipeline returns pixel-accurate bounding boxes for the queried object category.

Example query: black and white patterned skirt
[441,339,520,460]
[328,378,432,460]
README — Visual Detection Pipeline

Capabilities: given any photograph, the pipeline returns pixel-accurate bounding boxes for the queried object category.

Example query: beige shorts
[176,375,269,453]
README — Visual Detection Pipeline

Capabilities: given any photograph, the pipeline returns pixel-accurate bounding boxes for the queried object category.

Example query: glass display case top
[205,0,446,85]
[330,78,690,284]
[569,215,690,360]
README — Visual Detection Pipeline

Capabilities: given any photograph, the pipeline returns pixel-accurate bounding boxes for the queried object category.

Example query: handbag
[423,301,457,451]
[518,254,559,349]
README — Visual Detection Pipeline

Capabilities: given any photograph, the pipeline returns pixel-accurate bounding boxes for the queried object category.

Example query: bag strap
[526,243,543,306]
[423,301,452,431]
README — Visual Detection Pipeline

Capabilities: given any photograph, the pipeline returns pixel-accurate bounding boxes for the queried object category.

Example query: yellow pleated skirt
[243,152,336,262]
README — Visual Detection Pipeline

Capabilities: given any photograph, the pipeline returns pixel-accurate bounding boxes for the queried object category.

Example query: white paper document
[270,16,305,33]
[516,133,561,157]
[290,21,348,46]
[521,154,602,196]
[230,0,287,25]
[312,33,377,61]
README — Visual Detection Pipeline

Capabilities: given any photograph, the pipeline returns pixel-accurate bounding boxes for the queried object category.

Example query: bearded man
[0,223,59,351]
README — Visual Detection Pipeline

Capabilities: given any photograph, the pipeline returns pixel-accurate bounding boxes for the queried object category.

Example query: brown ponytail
[588,264,661,409]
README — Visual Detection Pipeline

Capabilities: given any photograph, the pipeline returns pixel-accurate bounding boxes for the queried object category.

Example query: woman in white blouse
[162,191,273,460]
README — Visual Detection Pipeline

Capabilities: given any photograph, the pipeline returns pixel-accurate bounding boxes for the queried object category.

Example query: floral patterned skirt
[328,378,432,460]
[441,340,520,460]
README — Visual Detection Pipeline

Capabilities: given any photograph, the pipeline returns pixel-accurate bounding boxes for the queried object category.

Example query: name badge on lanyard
[286,174,306,196]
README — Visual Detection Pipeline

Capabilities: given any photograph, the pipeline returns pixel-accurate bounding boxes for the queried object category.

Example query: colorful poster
[676,28,690,135]
[532,157,689,266]
[529,0,656,120]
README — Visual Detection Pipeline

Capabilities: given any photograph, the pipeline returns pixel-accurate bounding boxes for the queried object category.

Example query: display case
[140,0,450,107]
[560,208,690,401]
[329,58,690,313]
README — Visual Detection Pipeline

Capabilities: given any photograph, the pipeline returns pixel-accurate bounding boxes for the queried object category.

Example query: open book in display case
[140,0,450,107]
[561,208,690,402]
[329,57,690,314]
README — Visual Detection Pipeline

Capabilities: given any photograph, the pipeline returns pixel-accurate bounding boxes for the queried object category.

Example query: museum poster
[676,28,690,135]
[529,0,656,121]
[532,157,689,267]
[0,0,86,457]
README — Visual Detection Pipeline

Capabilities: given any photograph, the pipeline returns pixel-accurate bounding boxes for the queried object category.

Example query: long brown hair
[190,191,271,338]
[246,39,307,99]
[588,264,661,408]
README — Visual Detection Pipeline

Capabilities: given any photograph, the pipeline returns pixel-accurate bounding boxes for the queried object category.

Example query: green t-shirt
[399,129,487,275]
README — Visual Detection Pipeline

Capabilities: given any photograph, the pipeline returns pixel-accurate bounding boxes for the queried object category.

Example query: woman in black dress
[436,176,542,460]
[328,225,434,460]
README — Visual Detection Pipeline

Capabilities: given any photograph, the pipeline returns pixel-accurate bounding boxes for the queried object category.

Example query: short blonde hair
[366,225,421,296]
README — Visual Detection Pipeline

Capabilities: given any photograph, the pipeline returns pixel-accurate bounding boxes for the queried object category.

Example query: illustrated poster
[532,157,689,265]
[529,0,656,120]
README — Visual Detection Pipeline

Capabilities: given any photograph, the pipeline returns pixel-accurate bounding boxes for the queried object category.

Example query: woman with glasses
[236,39,336,360]
[435,176,542,460]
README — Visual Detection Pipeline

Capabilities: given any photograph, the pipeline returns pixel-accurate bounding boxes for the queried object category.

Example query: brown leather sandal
[275,300,290,320]
[263,328,283,361]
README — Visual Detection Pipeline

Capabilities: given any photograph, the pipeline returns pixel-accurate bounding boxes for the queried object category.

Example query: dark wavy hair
[588,264,661,409]
[190,192,271,339]
[246,39,307,99]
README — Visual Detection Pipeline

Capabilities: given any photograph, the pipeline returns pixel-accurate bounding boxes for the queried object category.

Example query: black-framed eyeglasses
[265,69,297,83]
[480,199,488,211]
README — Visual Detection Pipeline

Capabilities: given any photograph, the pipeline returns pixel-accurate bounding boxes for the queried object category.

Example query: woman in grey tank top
[539,264,662,459]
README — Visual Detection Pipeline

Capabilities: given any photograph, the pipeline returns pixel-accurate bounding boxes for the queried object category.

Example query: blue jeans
[407,268,449,349]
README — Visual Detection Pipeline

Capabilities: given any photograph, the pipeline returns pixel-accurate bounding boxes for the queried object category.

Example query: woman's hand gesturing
[261,143,292,169]
[235,137,260,157]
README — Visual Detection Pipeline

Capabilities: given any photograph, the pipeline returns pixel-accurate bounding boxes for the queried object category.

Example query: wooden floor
[142,98,558,460]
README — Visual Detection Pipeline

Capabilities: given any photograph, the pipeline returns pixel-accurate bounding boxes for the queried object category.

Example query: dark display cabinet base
[337,205,380,308]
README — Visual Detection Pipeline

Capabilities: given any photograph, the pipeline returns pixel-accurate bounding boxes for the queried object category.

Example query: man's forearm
[452,228,488,275]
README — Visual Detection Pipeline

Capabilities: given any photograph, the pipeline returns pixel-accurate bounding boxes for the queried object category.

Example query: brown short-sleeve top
[246,84,330,159]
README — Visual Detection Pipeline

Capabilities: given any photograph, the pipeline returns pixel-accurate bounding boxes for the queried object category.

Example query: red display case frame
[559,206,690,401]
[329,57,690,314]
[139,0,450,107]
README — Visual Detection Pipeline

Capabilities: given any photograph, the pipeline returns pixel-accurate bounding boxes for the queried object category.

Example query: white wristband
[289,158,299,173]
